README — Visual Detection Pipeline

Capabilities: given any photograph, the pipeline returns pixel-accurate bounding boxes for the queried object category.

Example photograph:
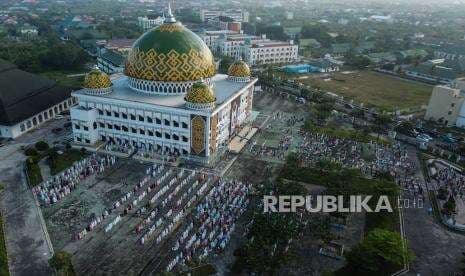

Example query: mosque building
[70,6,257,163]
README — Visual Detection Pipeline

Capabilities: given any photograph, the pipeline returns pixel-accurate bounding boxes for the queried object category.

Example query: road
[403,146,465,276]
[0,117,71,276]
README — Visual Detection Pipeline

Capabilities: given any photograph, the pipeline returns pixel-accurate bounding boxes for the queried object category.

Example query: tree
[49,251,75,276]
[345,229,414,273]
[35,141,49,151]
[373,114,393,141]
[218,56,233,74]
[442,195,456,216]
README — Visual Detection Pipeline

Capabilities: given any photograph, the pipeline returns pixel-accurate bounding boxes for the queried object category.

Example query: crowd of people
[166,179,251,272]
[33,154,116,206]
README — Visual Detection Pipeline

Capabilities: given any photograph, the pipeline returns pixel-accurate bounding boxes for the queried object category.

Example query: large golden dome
[83,69,112,89]
[228,59,251,78]
[185,82,216,104]
[124,9,216,82]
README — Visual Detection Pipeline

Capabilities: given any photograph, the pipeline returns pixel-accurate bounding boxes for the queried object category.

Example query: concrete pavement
[0,144,53,276]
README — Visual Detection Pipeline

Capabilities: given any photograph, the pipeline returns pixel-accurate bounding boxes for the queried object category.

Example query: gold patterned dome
[228,59,251,78]
[185,82,216,104]
[124,7,216,82]
[83,68,112,89]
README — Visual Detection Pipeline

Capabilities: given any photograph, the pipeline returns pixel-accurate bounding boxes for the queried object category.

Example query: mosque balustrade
[128,77,212,95]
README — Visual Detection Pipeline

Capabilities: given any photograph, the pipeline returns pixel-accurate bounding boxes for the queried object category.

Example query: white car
[416,134,432,143]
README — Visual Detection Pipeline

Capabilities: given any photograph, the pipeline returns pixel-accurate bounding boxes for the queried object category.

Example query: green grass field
[39,70,86,89]
[298,70,433,110]
[50,149,86,175]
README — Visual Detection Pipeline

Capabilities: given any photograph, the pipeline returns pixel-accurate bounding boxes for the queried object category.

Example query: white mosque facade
[70,9,256,163]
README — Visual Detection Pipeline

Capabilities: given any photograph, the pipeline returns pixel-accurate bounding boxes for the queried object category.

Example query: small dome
[228,60,250,77]
[185,82,216,104]
[83,69,112,89]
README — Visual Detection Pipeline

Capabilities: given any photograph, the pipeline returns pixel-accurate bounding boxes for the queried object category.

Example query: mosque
[70,6,257,163]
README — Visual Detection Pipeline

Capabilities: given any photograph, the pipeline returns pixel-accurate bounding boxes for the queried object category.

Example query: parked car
[418,133,433,141]
[441,133,456,143]
[416,135,430,143]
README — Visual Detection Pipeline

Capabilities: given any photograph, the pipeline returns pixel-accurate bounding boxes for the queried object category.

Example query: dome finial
[164,3,176,23]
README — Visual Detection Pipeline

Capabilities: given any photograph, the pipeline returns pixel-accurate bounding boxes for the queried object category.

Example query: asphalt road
[404,146,465,276]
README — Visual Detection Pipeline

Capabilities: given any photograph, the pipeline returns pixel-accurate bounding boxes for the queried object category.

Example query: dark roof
[405,61,457,80]
[100,50,124,66]
[0,59,73,126]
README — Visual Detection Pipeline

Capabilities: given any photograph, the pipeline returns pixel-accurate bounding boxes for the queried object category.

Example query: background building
[0,59,75,138]
[425,78,465,127]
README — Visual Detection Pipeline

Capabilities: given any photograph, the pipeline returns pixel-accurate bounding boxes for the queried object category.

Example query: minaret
[164,3,176,24]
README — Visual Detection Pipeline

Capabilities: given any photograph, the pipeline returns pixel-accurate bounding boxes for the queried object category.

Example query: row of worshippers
[104,140,135,155]
[139,171,205,245]
[433,164,465,199]
[136,145,180,163]
[75,163,167,240]
[34,154,116,206]
[166,179,251,272]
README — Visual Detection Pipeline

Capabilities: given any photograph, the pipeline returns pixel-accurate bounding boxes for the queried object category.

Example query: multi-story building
[104,39,136,57]
[425,78,465,127]
[200,31,298,65]
[138,16,164,31]
[71,11,256,164]
[242,41,299,65]
[200,9,249,23]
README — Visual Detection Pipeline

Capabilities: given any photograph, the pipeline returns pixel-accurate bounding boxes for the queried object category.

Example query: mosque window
[164,119,170,126]
[147,117,153,123]
[122,113,128,119]
[165,133,171,139]
[139,129,145,135]
[138,115,144,122]
[173,121,179,128]
[131,128,137,133]
[130,114,136,120]
[182,122,188,129]
[156,118,161,124]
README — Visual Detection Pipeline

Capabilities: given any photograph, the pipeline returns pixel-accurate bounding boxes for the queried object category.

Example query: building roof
[331,43,351,53]
[299,38,321,48]
[73,74,254,112]
[365,52,397,63]
[405,61,458,80]
[100,50,124,67]
[0,59,72,126]
[283,27,302,36]
[105,39,136,49]
[398,49,429,59]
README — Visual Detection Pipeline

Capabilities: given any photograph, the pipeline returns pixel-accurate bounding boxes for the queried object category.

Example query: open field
[39,70,86,88]
[296,70,433,110]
